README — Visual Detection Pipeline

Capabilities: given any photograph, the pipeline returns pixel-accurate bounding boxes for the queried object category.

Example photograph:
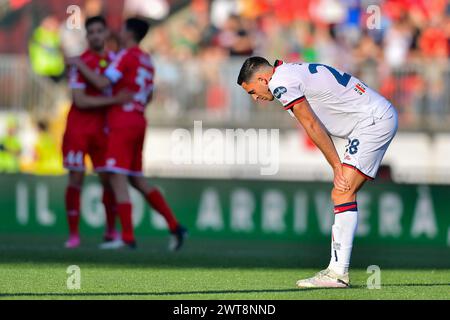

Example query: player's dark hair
[85,15,107,30]
[125,18,150,43]
[237,56,272,86]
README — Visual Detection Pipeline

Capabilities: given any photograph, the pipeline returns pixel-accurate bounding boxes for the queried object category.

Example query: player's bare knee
[128,175,142,190]
[331,187,356,205]
[98,172,111,188]
[68,171,84,188]
[127,175,138,188]
[130,176,151,194]
[109,174,126,190]
[127,176,142,194]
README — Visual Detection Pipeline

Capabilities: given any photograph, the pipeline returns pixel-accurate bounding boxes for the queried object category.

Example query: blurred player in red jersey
[69,18,188,251]
[63,16,131,248]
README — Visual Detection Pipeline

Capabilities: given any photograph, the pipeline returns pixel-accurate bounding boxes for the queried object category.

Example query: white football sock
[328,202,358,275]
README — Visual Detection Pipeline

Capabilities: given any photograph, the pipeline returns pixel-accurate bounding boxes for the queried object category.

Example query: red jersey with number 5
[104,46,154,129]
[67,49,114,133]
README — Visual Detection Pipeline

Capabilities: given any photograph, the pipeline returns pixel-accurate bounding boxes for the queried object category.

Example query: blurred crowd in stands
[1,0,449,127]
[0,0,449,174]
[0,115,64,174]
[143,0,450,127]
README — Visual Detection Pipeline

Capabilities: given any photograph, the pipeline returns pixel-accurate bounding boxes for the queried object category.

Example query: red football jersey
[104,46,155,128]
[67,49,114,133]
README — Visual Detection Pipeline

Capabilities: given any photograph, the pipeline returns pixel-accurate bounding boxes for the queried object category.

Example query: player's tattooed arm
[291,99,350,192]
[66,57,111,90]
[72,89,133,109]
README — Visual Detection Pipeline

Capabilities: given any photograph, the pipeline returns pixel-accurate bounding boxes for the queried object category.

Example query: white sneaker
[296,268,350,288]
[99,239,126,250]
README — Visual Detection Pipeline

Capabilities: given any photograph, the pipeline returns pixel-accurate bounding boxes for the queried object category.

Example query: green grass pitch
[0,235,448,300]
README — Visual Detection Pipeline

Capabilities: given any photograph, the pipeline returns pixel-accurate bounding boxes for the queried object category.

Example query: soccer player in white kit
[237,57,398,288]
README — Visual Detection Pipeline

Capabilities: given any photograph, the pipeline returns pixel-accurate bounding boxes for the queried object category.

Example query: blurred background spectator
[31,119,63,175]
[28,15,65,82]
[0,116,21,173]
[0,0,449,180]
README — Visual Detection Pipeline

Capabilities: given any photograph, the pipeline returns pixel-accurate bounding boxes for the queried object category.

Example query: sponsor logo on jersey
[354,83,366,95]
[99,59,108,68]
[273,86,287,99]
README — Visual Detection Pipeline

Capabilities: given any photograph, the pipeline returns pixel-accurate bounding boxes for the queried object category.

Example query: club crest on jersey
[99,59,108,68]
[354,83,366,95]
[273,86,287,99]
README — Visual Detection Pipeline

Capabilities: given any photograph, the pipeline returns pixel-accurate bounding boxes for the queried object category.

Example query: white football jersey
[268,60,392,138]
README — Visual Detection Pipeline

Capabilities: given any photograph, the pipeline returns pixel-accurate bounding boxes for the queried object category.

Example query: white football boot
[99,238,137,250]
[296,268,350,288]
[99,239,126,250]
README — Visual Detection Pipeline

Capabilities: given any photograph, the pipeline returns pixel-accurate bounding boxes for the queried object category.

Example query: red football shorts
[101,125,146,176]
[62,129,108,171]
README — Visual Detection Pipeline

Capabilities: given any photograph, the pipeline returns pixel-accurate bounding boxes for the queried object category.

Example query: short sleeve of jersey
[104,50,128,84]
[269,66,306,111]
[68,66,86,89]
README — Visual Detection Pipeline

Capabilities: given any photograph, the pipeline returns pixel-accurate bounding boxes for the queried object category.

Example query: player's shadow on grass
[1,283,449,298]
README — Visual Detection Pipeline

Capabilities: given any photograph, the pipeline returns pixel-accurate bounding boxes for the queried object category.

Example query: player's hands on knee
[333,164,350,193]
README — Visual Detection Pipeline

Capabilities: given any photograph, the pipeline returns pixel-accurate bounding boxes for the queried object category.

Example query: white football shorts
[342,105,398,180]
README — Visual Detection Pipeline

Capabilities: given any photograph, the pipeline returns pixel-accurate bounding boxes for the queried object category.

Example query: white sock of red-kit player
[327,202,358,276]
